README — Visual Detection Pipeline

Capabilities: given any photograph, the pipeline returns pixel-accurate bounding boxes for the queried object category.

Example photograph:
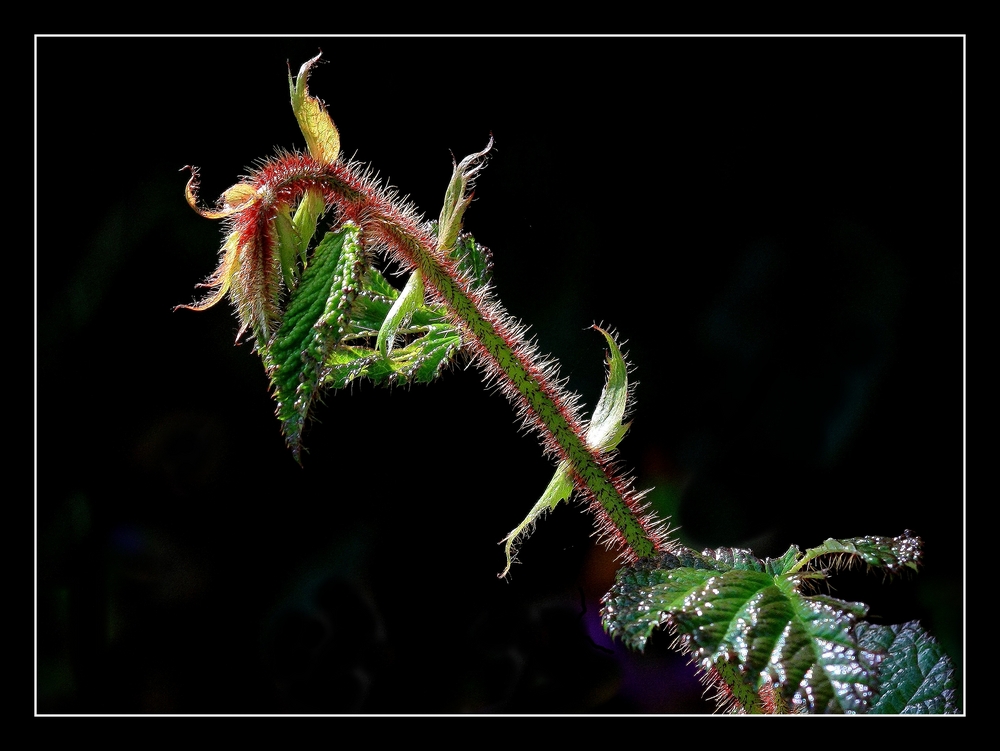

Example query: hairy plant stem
[320,161,666,561]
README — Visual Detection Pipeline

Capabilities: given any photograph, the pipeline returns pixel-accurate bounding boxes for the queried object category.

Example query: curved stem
[322,160,666,560]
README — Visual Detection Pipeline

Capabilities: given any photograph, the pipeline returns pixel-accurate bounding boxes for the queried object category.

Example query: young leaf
[292,187,327,267]
[273,204,301,290]
[448,231,493,289]
[326,324,463,389]
[498,464,575,578]
[376,269,425,356]
[789,530,923,576]
[437,141,492,254]
[262,222,365,460]
[586,326,631,452]
[289,53,340,166]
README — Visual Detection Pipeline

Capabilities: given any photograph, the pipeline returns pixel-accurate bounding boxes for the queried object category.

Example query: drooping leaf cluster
[600,531,958,713]
[261,223,492,459]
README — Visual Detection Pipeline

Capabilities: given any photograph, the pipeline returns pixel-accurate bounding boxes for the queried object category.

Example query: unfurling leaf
[437,140,492,254]
[289,53,340,166]
[585,326,631,451]
[292,187,327,266]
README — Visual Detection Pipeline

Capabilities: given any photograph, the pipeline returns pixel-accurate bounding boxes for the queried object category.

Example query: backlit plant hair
[178,54,958,714]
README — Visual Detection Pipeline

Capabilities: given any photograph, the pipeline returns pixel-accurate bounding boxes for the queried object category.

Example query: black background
[36,36,963,714]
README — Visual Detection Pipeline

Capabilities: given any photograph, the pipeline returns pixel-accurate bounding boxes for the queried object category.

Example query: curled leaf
[437,139,493,255]
[585,326,632,451]
[289,53,340,166]
[499,461,575,578]
[182,166,259,220]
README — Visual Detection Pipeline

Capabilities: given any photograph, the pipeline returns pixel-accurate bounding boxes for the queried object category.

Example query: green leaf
[323,346,383,389]
[262,222,365,460]
[325,321,462,390]
[449,231,493,288]
[790,530,923,576]
[273,187,326,291]
[319,232,486,391]
[376,269,424,356]
[272,204,301,290]
[856,621,960,714]
[292,187,327,267]
[602,553,722,651]
[602,546,885,713]
[400,324,463,382]
[304,235,485,395]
